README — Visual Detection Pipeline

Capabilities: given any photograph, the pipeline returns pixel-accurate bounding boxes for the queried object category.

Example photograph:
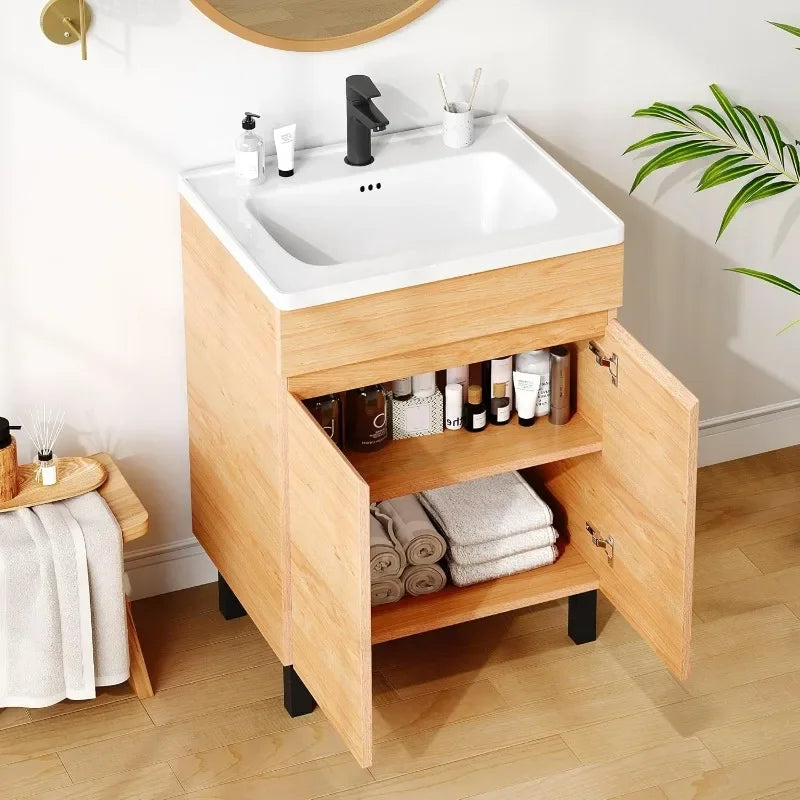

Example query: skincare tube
[513,371,541,427]
[274,124,296,177]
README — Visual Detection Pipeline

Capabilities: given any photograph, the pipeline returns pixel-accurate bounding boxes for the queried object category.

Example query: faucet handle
[346,75,381,102]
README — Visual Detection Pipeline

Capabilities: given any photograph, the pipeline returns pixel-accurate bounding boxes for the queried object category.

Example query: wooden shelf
[371,543,598,644]
[348,413,601,502]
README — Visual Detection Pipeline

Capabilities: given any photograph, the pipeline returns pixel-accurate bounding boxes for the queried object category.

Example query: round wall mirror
[189,0,440,51]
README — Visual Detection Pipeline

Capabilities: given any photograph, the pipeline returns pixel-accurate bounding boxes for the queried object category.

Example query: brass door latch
[588,341,618,386]
[586,522,614,562]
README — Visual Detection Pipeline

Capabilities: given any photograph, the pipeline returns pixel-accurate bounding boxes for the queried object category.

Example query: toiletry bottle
[515,349,551,417]
[304,394,342,446]
[411,372,436,398]
[549,346,572,425]
[464,385,487,432]
[0,417,21,502]
[235,112,265,187]
[392,374,444,439]
[392,377,412,401]
[490,383,511,425]
[345,385,388,452]
[445,383,463,430]
[482,356,513,415]
[446,365,469,404]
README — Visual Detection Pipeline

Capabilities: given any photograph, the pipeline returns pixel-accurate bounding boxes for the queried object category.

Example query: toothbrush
[467,67,482,111]
[437,72,452,112]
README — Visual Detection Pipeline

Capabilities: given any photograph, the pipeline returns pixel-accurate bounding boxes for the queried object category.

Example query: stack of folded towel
[418,471,559,587]
[369,495,448,606]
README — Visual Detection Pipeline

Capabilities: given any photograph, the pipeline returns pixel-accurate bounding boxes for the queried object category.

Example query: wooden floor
[2,447,800,799]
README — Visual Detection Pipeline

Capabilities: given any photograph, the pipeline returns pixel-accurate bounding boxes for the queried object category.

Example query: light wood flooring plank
[142,662,284,726]
[693,566,800,622]
[135,607,258,654]
[0,708,30,731]
[693,548,762,590]
[0,700,152,767]
[27,685,134,722]
[324,736,578,800]
[660,744,800,799]
[466,739,718,800]
[561,669,800,765]
[612,790,669,800]
[181,751,372,800]
[26,763,184,800]
[58,696,321,784]
[0,754,70,799]
[740,533,800,575]
[144,633,278,692]
[370,672,686,782]
[132,583,217,622]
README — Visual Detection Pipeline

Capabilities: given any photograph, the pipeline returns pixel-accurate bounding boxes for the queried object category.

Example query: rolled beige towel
[402,563,447,597]
[378,495,446,566]
[371,577,405,606]
[370,510,405,580]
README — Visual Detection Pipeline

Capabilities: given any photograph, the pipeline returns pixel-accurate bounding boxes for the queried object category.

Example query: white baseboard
[127,399,800,599]
[125,537,216,601]
[698,399,800,467]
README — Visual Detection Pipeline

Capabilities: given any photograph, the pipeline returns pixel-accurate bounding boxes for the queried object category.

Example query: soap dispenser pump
[235,112,265,187]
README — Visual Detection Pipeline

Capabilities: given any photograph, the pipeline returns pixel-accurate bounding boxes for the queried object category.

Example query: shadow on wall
[91,0,179,25]
[533,134,797,419]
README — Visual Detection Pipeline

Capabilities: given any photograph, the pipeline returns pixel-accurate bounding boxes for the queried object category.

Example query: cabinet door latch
[586,522,614,561]
[588,341,618,386]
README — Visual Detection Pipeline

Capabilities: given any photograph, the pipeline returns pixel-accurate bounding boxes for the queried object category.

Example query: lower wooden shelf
[370,543,599,645]
[350,412,601,502]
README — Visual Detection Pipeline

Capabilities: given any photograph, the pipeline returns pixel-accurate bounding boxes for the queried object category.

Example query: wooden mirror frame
[189,0,440,51]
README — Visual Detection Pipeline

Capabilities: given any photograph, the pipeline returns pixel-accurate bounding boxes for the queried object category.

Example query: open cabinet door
[540,320,698,679]
[287,395,373,767]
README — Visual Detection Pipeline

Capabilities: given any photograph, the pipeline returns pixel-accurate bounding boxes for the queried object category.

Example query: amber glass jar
[345,385,389,452]
[304,394,342,447]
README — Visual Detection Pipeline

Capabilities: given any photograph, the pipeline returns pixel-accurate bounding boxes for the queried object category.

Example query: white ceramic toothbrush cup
[442,102,474,149]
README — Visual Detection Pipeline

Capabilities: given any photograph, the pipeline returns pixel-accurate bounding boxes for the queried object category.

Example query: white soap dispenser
[235,112,265,187]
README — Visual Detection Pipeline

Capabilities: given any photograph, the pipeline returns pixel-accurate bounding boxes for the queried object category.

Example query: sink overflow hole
[359,182,382,192]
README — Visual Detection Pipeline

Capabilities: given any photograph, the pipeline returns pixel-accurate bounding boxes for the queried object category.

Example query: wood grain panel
[372,543,598,644]
[537,322,698,679]
[181,200,289,664]
[287,395,372,767]
[126,597,153,699]
[288,312,609,399]
[351,414,601,502]
[280,245,623,377]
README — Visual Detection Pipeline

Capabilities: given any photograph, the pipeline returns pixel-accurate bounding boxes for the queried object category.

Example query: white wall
[4,0,800,596]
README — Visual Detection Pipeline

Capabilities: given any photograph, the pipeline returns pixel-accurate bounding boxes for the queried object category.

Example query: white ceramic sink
[180,115,623,310]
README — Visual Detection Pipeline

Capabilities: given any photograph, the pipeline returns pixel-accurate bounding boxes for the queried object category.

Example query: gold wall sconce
[41,0,92,61]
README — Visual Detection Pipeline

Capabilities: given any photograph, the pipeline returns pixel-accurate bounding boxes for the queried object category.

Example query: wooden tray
[0,457,108,513]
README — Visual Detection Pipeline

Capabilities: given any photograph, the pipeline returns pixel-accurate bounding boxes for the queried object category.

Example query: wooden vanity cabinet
[181,200,698,769]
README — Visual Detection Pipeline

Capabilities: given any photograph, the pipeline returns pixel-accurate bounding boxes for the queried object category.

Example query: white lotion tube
[513,371,541,427]
[274,124,296,177]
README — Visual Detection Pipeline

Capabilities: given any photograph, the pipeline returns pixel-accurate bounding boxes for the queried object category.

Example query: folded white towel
[402,563,447,596]
[449,526,559,566]
[418,471,553,545]
[377,495,446,565]
[0,492,129,707]
[447,545,558,587]
[370,509,406,580]
[371,577,405,606]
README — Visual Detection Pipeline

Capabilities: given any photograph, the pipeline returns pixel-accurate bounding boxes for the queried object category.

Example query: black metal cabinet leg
[568,589,598,645]
[283,665,316,717]
[218,572,247,620]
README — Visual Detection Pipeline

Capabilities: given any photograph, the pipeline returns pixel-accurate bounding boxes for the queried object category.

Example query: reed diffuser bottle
[25,406,65,487]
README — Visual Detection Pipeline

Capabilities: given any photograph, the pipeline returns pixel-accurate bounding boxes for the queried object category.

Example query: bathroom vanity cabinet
[181,200,697,768]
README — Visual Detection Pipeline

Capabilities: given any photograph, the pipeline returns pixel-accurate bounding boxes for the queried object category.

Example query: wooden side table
[91,453,153,700]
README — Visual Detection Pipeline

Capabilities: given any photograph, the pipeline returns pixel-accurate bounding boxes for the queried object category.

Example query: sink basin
[180,115,623,310]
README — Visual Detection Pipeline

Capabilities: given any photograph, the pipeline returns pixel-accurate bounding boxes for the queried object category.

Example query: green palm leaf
[717,173,780,240]
[710,84,751,147]
[689,105,734,138]
[770,21,800,38]
[785,143,800,179]
[750,179,796,201]
[735,105,769,155]
[623,131,696,154]
[630,141,731,193]
[727,268,800,331]
[698,160,763,191]
[762,116,785,165]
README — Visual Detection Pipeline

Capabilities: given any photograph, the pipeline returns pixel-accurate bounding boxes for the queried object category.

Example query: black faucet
[345,75,389,167]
